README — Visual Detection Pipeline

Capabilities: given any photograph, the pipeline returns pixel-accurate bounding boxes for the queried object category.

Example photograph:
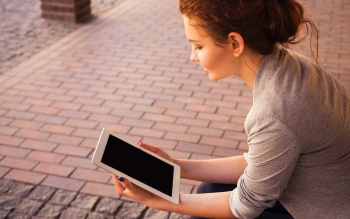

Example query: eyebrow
[189,39,201,42]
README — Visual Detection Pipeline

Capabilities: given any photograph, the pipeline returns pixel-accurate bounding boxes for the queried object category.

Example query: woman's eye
[195,47,202,50]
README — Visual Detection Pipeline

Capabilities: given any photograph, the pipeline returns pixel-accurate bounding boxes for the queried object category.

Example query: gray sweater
[229,45,350,219]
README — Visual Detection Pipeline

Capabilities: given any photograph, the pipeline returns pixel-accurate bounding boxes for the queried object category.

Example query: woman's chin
[208,74,219,81]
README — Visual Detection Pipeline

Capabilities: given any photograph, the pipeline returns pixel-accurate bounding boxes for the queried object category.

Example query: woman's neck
[236,50,265,90]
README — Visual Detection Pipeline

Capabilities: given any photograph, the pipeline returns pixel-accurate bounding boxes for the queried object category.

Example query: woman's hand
[112,174,157,207]
[138,141,175,163]
[111,141,175,207]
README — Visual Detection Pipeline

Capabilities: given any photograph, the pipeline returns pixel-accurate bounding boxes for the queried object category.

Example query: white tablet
[91,128,180,204]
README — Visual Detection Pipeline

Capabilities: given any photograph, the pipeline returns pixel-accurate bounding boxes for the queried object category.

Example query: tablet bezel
[91,128,180,204]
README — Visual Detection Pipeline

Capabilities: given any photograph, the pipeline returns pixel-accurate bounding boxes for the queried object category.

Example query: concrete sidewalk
[0,0,349,218]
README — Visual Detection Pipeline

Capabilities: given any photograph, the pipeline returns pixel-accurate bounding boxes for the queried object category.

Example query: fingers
[138,141,159,154]
[112,174,126,195]
[138,141,174,163]
[112,174,135,196]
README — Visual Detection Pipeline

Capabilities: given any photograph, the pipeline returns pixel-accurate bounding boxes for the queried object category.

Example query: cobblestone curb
[0,179,189,219]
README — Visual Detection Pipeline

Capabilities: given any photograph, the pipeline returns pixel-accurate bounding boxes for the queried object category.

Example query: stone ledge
[0,179,189,219]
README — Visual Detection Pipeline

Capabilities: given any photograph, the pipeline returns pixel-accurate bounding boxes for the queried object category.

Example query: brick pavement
[0,0,349,218]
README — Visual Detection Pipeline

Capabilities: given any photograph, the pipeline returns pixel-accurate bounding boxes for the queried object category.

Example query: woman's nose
[190,53,199,62]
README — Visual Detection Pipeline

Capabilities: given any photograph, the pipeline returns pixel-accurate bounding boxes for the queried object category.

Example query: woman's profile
[111,0,350,218]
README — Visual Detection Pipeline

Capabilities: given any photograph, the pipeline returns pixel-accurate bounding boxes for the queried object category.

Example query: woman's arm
[175,155,247,184]
[153,191,236,218]
[139,142,247,185]
[113,175,237,219]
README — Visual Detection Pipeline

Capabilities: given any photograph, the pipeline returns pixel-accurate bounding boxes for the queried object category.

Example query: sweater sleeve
[230,115,302,218]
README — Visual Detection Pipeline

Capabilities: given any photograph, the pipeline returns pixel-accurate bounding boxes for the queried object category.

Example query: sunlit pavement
[0,0,349,218]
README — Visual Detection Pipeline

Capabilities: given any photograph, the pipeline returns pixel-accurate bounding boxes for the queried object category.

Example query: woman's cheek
[199,52,209,68]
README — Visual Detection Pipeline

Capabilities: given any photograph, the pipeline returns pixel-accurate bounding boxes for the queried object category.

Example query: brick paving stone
[59,207,88,219]
[61,156,97,170]
[36,204,65,218]
[153,122,189,133]
[0,125,18,135]
[16,129,50,141]
[6,213,31,219]
[80,138,99,149]
[197,112,230,122]
[0,166,10,178]
[70,193,99,210]
[209,121,244,132]
[200,136,239,149]
[34,115,67,125]
[0,157,38,170]
[8,182,34,197]
[33,163,75,177]
[187,126,224,137]
[26,151,65,164]
[0,195,22,211]
[0,135,24,148]
[164,132,201,143]
[65,119,98,129]
[41,124,75,135]
[48,189,77,206]
[80,182,118,199]
[0,209,9,219]
[87,212,114,219]
[176,142,214,155]
[238,141,249,151]
[213,148,245,157]
[0,145,29,158]
[115,201,147,219]
[47,134,84,145]
[129,127,165,138]
[95,197,123,215]
[169,213,190,219]
[0,117,12,126]
[19,139,58,152]
[0,179,14,193]
[72,128,101,139]
[28,186,56,202]
[70,169,111,183]
[41,176,85,192]
[54,145,92,157]
[97,123,131,134]
[13,198,43,215]
[144,208,170,219]
[175,118,210,128]
[4,169,47,185]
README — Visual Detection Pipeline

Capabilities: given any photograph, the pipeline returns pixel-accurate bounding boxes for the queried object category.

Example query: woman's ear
[228,32,244,57]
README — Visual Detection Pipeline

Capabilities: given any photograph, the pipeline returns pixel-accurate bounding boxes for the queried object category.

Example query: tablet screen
[101,134,174,196]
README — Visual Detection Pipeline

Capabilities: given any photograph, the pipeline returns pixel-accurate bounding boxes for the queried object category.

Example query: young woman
[112,0,350,218]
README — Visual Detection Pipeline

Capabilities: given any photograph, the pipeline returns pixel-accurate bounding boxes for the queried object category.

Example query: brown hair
[179,0,318,63]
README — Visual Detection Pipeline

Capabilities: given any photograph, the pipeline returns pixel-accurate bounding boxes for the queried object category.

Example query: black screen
[101,134,174,196]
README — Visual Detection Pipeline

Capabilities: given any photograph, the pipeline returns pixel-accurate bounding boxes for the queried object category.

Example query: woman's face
[183,16,238,81]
